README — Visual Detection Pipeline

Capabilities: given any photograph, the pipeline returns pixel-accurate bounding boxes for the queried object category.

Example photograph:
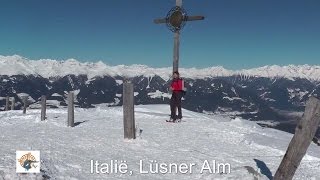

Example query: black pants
[170,91,182,120]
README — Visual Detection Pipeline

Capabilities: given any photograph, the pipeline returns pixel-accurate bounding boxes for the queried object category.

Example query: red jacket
[171,78,184,92]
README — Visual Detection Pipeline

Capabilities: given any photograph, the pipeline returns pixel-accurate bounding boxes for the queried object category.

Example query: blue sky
[0,0,319,69]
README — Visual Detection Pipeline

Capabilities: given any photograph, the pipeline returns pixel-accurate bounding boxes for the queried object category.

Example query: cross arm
[154,15,205,24]
[153,18,167,24]
[186,16,205,21]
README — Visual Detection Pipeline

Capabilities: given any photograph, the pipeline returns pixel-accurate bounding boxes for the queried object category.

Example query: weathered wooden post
[173,30,180,73]
[11,97,15,110]
[274,97,320,180]
[5,96,9,111]
[123,80,135,139]
[41,95,46,121]
[23,97,28,114]
[67,92,74,127]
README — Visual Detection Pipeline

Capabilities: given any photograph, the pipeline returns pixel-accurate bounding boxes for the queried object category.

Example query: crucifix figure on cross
[154,0,205,73]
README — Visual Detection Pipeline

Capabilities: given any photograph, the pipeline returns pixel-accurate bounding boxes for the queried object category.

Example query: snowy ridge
[1,55,320,81]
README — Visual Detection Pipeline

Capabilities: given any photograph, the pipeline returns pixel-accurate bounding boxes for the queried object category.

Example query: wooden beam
[154,16,205,24]
[68,92,75,127]
[123,81,136,139]
[186,16,205,21]
[274,96,320,180]
[23,97,27,114]
[41,95,46,121]
[176,0,182,7]
[153,18,166,24]
[11,97,15,110]
[5,96,9,111]
[173,31,180,73]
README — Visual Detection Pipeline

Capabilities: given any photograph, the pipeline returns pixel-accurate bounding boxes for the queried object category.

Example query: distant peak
[0,55,320,81]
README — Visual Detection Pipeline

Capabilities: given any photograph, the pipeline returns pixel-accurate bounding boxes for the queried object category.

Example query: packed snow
[51,93,62,97]
[148,90,171,100]
[1,55,320,81]
[0,105,319,180]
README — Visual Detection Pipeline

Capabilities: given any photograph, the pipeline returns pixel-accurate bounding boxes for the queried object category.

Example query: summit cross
[154,0,205,73]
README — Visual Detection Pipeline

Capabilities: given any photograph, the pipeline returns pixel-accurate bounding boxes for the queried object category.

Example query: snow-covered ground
[0,105,319,180]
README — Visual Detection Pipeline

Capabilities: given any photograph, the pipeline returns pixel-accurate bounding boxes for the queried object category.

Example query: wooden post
[123,81,135,139]
[5,96,9,111]
[11,97,15,110]
[173,31,180,73]
[67,92,74,127]
[274,97,320,180]
[41,95,46,121]
[173,0,181,73]
[23,97,27,114]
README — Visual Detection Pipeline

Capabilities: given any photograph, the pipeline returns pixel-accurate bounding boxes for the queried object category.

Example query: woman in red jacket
[169,71,184,122]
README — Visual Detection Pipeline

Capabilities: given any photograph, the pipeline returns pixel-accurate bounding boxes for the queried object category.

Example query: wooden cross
[154,0,205,73]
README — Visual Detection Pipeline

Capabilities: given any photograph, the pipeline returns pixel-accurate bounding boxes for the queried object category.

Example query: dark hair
[173,71,179,75]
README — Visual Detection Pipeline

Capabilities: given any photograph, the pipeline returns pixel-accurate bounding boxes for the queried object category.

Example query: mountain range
[0,55,319,140]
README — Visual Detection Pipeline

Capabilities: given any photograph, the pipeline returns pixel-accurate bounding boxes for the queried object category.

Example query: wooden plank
[41,95,46,121]
[176,0,182,7]
[5,96,9,111]
[186,16,205,21]
[23,97,27,114]
[123,81,135,139]
[274,96,320,180]
[153,18,166,24]
[68,92,75,127]
[11,97,15,110]
[173,31,180,73]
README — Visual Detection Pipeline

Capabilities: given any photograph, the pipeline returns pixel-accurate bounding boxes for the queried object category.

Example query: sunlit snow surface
[0,105,319,180]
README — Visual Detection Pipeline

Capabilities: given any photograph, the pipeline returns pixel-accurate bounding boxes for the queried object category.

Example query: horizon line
[0,54,319,71]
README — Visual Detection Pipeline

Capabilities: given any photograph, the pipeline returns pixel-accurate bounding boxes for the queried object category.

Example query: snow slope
[1,55,320,81]
[0,105,319,180]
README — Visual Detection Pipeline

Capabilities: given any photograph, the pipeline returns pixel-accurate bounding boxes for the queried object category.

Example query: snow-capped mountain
[1,55,320,81]
[1,55,320,139]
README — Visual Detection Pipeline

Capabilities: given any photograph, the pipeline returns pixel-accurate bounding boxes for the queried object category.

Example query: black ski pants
[170,91,182,120]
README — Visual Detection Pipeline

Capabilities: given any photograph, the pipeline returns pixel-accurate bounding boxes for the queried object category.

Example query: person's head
[173,71,180,79]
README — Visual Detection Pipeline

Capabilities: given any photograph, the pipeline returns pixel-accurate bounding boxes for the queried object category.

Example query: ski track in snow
[0,105,319,180]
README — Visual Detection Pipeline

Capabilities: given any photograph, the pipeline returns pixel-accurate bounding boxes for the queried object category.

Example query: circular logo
[166,6,188,32]
[18,152,38,171]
